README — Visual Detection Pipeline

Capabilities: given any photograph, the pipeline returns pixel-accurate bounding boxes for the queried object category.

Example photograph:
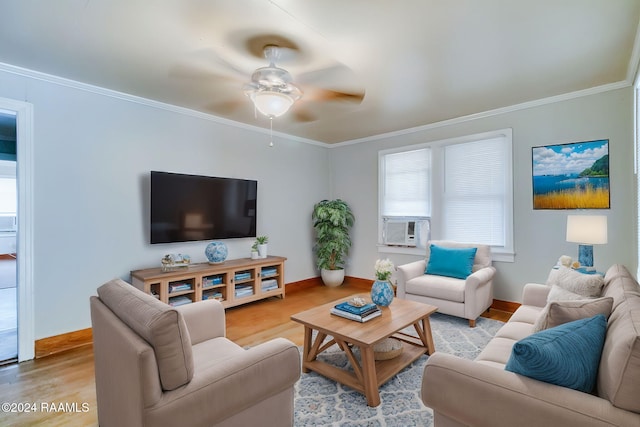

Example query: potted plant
[312,199,355,287]
[250,241,260,259]
[256,235,269,258]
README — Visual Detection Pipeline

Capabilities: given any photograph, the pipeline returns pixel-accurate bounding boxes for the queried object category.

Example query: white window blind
[381,148,431,217]
[442,137,507,246]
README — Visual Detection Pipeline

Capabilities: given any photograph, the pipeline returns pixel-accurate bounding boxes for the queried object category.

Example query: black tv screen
[150,171,257,244]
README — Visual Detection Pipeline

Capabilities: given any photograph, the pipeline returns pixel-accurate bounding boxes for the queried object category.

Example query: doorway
[0,114,17,364]
[0,97,34,363]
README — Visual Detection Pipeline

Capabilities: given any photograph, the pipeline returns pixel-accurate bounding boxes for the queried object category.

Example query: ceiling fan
[171,34,366,123]
[243,45,302,118]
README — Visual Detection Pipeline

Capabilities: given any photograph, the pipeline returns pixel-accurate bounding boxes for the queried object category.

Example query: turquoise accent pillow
[505,314,607,393]
[425,245,477,279]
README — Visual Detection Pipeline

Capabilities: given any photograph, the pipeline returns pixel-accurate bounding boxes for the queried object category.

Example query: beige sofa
[90,278,301,427]
[397,240,495,327]
[421,264,640,426]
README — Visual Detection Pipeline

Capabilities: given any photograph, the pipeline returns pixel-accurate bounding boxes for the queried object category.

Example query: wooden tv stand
[130,255,286,308]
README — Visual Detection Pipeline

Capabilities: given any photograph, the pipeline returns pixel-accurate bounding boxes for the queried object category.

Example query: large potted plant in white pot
[312,199,355,287]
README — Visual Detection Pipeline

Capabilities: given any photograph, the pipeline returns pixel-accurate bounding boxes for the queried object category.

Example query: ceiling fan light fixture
[250,90,295,117]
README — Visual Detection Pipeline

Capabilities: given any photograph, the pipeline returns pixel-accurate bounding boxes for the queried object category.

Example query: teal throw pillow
[505,314,607,393]
[425,245,477,279]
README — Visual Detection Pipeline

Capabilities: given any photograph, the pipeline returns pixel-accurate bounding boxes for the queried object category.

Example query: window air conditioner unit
[382,218,429,247]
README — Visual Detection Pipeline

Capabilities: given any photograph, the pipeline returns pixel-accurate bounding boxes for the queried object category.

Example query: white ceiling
[1,1,640,144]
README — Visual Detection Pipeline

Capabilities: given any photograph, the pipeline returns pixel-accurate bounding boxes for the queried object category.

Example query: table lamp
[566,215,608,270]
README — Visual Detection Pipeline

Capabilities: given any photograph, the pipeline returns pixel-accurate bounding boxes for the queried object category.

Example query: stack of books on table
[330,301,381,323]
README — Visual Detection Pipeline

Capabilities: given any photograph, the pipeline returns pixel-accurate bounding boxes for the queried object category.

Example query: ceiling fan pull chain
[269,117,274,147]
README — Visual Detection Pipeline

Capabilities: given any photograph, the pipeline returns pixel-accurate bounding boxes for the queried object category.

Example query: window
[380,148,431,217]
[441,137,508,245]
[379,129,513,261]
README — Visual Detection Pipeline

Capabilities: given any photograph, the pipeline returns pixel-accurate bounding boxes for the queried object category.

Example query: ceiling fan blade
[296,63,365,104]
[306,88,365,104]
[291,108,317,123]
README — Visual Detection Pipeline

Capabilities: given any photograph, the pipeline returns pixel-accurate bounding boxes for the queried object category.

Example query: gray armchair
[90,278,300,427]
[397,240,495,327]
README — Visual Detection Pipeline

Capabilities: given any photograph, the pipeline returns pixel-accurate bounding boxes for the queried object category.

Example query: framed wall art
[532,139,609,210]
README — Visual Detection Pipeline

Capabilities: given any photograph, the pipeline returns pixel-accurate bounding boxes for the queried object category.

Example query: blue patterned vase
[205,241,228,264]
[371,280,394,306]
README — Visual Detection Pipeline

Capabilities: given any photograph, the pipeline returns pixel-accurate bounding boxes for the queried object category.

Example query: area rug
[294,313,504,426]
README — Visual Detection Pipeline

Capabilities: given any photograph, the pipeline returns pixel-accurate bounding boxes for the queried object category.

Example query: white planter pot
[251,251,260,260]
[257,244,268,258]
[321,268,345,287]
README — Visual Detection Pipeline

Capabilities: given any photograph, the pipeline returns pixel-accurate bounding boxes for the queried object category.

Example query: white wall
[0,69,330,339]
[330,88,637,303]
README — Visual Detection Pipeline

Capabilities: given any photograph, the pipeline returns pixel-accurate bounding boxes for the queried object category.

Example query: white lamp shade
[250,91,294,117]
[566,215,608,244]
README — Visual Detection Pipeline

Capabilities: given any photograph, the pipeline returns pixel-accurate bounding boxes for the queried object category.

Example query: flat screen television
[150,171,257,244]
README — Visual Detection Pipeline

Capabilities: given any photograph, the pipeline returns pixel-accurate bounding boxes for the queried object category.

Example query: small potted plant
[250,241,260,259]
[256,235,269,258]
[312,199,355,287]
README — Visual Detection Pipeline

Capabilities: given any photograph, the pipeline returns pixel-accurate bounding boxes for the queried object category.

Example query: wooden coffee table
[291,294,437,407]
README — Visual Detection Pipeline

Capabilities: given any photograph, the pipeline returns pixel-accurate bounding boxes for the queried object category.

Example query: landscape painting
[532,139,610,209]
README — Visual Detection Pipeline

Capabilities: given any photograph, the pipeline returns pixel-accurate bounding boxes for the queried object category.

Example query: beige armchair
[90,278,300,427]
[397,240,495,327]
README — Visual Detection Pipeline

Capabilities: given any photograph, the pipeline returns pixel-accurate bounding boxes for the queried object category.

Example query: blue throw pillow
[425,244,477,279]
[505,314,607,393]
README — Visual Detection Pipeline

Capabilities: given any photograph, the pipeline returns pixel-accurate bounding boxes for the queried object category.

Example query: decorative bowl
[205,241,228,264]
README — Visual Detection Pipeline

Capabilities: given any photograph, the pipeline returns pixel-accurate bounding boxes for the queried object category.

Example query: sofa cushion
[97,278,194,391]
[533,297,613,332]
[505,314,607,393]
[191,337,245,372]
[477,337,519,367]
[598,271,640,413]
[546,266,604,298]
[406,274,465,302]
[425,244,477,280]
[476,319,536,367]
[507,305,543,325]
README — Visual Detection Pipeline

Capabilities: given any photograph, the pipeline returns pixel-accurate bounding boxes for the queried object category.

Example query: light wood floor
[0,280,511,426]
